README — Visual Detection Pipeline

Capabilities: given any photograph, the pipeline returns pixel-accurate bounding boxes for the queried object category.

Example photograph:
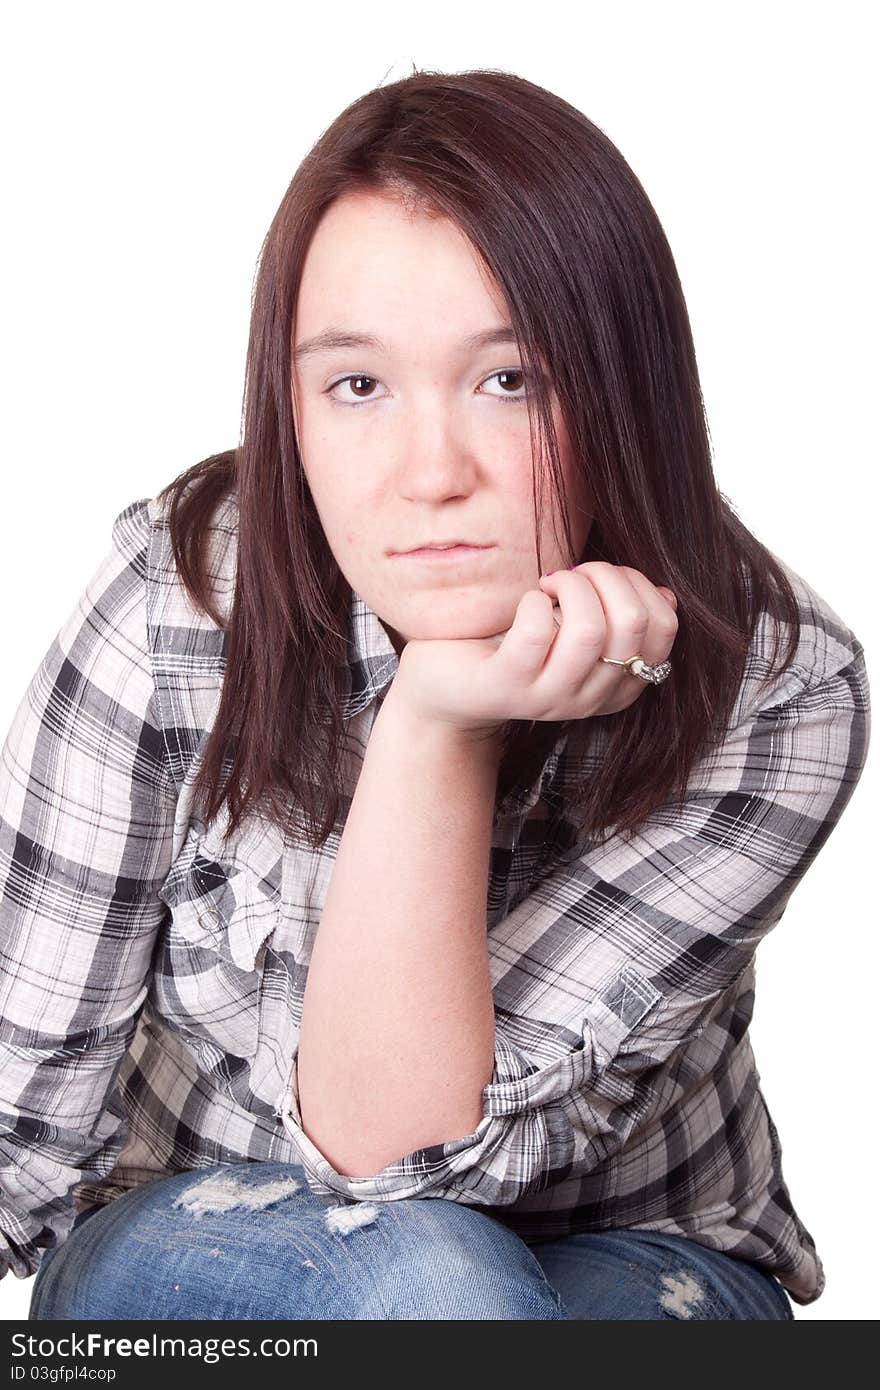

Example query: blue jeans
[28,1161,795,1320]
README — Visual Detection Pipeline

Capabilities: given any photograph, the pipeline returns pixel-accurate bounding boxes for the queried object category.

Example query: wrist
[380,681,506,760]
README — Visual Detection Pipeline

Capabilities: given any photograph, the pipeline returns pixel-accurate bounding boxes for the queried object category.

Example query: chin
[405,616,510,643]
[386,593,516,644]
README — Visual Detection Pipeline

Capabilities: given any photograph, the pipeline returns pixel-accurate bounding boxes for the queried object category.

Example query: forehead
[302,187,459,261]
[293,190,509,343]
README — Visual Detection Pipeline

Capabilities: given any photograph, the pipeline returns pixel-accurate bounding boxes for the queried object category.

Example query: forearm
[295,684,504,1178]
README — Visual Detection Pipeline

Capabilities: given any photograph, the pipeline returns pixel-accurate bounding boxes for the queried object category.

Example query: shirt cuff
[277,965,661,1204]
[0,1216,46,1281]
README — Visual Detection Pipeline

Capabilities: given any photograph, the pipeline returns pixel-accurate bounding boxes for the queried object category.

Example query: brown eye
[499,370,524,391]
[349,375,377,398]
[480,369,529,403]
[326,374,381,402]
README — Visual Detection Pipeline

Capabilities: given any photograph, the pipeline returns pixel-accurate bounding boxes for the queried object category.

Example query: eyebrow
[291,325,520,364]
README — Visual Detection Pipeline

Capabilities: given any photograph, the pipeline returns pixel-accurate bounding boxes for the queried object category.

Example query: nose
[395,411,480,501]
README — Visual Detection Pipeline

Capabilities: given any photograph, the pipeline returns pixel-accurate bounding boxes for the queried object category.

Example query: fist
[391,561,679,738]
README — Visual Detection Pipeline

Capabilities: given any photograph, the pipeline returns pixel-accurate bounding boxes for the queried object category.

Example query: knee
[31,1170,567,1321]
[341,1197,567,1320]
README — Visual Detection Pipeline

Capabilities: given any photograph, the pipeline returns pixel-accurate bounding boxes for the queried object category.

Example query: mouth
[391,545,495,563]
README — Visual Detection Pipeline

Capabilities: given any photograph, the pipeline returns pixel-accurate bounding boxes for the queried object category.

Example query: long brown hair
[157,66,800,853]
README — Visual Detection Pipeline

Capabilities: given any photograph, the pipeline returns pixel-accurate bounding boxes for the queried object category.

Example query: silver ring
[600,653,672,685]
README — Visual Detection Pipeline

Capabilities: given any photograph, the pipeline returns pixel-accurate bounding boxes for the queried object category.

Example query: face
[290,188,593,657]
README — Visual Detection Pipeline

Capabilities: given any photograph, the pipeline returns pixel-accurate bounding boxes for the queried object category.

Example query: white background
[1,0,876,1321]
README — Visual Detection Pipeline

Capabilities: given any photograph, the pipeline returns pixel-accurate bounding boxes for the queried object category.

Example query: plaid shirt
[0,491,870,1305]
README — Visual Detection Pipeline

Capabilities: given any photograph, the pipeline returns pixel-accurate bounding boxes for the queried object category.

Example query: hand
[391,562,679,738]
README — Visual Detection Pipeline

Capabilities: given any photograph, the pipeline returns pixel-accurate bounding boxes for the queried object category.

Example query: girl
[4,68,869,1320]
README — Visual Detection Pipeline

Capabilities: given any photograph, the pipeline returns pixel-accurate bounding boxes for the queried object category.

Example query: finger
[538,563,657,711]
[615,567,679,662]
[532,566,613,699]
[570,564,675,714]
[542,566,677,664]
[492,587,560,675]
[539,561,653,660]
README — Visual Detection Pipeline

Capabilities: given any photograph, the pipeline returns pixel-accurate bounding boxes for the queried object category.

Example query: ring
[600,653,672,685]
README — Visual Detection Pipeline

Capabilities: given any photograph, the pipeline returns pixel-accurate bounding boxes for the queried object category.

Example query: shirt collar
[341,590,401,718]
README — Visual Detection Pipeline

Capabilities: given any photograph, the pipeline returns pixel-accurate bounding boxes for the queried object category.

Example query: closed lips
[397,541,490,552]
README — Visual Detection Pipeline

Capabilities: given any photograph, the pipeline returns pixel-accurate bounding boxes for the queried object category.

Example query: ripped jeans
[28,1161,795,1321]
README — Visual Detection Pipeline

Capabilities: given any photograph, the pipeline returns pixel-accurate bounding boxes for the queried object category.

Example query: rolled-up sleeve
[0,499,177,1280]
[279,632,870,1206]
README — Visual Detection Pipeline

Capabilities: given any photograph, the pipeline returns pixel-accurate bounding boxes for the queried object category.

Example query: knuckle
[621,605,650,631]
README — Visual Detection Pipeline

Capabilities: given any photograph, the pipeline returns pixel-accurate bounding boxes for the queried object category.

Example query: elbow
[299,1095,487,1182]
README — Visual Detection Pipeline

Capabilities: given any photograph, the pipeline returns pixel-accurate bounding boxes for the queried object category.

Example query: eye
[478,368,529,403]
[325,373,386,404]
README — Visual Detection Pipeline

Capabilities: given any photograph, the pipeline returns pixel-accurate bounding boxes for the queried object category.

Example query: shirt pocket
[153,825,281,1066]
